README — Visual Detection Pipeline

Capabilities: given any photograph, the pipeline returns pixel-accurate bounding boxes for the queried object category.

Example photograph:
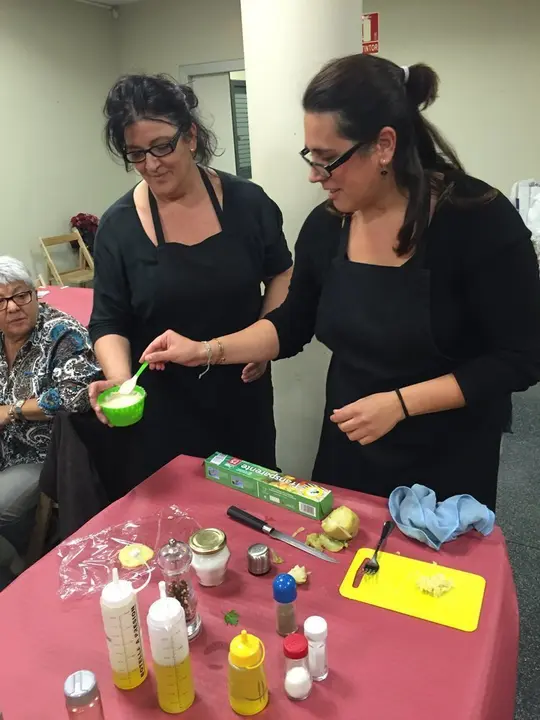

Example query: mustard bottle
[228,629,269,716]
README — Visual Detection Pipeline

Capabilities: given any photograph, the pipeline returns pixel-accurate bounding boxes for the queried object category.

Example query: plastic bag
[58,505,200,600]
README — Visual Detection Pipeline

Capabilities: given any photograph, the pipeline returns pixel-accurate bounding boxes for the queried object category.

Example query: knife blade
[226,506,338,564]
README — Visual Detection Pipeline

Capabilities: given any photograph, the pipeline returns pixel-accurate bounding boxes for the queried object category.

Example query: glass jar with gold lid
[189,528,230,587]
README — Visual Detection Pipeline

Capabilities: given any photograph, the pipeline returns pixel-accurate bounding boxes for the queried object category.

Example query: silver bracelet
[198,340,213,379]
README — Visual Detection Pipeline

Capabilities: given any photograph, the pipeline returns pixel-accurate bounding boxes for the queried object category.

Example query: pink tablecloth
[40,285,93,326]
[0,456,518,720]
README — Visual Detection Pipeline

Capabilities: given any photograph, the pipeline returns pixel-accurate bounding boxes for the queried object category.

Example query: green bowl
[97,385,146,427]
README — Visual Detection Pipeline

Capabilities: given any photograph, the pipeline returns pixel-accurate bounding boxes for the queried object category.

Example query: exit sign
[362,12,379,54]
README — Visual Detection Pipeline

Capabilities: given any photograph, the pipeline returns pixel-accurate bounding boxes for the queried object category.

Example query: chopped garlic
[417,573,454,598]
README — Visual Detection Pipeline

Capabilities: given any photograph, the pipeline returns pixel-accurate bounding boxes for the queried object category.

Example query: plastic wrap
[58,505,199,600]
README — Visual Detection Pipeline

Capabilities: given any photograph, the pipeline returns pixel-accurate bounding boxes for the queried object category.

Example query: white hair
[0,256,34,288]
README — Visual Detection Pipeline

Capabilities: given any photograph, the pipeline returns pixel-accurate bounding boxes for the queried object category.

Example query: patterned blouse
[0,303,100,471]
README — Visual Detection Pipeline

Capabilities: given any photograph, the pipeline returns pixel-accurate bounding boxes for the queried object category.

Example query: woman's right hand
[88,378,127,425]
[140,330,203,369]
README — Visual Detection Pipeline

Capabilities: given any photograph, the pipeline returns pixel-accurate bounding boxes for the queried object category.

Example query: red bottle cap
[283,633,308,659]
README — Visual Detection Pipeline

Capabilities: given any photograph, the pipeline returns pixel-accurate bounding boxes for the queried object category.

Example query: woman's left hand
[241,361,268,383]
[330,392,405,445]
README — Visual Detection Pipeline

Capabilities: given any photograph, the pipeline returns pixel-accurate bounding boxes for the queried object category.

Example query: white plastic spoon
[118,362,148,395]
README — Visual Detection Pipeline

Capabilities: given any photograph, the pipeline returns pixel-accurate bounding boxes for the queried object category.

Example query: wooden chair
[39,230,94,286]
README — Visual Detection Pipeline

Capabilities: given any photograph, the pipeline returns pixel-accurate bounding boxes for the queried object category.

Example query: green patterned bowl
[97,385,146,427]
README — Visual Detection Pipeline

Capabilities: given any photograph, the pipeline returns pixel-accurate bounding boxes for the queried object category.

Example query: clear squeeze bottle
[100,567,147,690]
[147,581,195,714]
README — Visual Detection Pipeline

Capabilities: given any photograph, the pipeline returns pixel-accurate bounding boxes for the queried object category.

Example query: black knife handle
[227,506,269,533]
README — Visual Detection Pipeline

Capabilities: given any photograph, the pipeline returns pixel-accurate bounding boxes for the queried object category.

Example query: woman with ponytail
[141,56,540,509]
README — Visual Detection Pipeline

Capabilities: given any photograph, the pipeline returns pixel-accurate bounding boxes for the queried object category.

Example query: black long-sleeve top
[267,176,540,407]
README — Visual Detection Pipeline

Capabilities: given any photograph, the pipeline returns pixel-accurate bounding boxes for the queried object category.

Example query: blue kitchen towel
[388,484,496,551]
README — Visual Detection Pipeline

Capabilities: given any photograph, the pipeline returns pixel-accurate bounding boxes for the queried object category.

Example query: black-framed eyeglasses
[300,140,365,179]
[123,128,183,164]
[0,290,34,312]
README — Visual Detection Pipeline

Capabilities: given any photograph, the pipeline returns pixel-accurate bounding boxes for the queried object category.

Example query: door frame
[178,59,244,85]
[178,60,245,174]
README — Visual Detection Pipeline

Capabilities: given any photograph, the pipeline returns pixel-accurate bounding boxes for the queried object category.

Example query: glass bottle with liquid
[228,629,269,716]
[100,567,147,690]
[147,581,195,714]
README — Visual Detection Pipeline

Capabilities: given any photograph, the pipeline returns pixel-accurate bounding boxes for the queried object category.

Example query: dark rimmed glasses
[300,140,365,179]
[124,128,183,164]
[0,290,34,312]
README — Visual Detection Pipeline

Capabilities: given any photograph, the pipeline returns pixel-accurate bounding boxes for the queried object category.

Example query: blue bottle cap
[273,573,297,603]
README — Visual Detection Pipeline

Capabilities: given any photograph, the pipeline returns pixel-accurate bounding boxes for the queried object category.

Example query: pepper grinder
[157,538,202,641]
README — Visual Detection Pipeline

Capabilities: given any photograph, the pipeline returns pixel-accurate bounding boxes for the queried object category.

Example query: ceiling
[74,0,144,6]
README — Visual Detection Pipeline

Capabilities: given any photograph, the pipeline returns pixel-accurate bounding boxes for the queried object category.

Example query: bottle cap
[147,581,184,629]
[100,568,133,608]
[64,670,100,708]
[189,528,226,555]
[273,573,297,603]
[229,629,264,668]
[304,615,328,642]
[283,633,308,660]
[157,538,192,574]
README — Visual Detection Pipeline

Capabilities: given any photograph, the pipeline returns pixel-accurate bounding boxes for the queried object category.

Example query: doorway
[179,61,252,178]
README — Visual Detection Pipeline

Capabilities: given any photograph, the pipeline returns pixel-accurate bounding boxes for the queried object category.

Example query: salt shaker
[304,615,328,681]
[283,634,313,701]
[157,538,201,641]
[64,670,105,718]
[189,528,230,586]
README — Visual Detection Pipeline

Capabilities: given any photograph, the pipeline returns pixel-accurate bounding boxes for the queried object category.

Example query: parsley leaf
[224,609,240,626]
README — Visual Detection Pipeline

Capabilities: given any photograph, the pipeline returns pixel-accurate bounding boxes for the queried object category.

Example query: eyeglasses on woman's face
[0,290,34,312]
[300,140,365,179]
[123,128,183,164]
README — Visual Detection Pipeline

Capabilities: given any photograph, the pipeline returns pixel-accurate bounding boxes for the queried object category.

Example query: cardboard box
[204,452,333,520]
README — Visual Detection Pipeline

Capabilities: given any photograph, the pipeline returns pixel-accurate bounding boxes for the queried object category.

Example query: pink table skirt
[0,456,518,719]
[40,285,93,326]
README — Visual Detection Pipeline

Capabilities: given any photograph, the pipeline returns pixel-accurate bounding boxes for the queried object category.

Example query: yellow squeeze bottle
[147,581,195,714]
[100,568,148,690]
[228,630,269,716]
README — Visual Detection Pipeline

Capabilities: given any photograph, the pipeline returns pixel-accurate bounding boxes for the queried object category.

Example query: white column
[240,0,363,478]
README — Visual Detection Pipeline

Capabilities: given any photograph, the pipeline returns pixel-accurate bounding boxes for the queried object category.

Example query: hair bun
[178,83,198,111]
[406,63,439,110]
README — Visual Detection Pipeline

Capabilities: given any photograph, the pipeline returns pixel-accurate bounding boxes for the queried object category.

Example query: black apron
[127,167,276,481]
[313,217,502,509]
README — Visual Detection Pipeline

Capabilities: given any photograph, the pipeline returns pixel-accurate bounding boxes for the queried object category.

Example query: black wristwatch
[13,399,26,422]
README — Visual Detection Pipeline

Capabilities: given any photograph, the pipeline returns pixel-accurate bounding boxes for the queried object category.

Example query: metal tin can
[247,543,271,576]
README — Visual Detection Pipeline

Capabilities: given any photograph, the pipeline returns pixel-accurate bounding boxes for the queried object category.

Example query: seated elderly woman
[0,256,99,560]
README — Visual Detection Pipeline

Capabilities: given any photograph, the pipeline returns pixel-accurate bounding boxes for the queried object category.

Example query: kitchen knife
[226,506,338,564]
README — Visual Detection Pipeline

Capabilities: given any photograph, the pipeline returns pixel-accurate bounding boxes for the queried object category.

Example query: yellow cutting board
[339,548,486,632]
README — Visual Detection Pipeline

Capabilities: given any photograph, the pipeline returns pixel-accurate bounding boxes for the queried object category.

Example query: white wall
[364,0,540,193]
[0,0,131,275]
[117,0,244,76]
[192,74,237,173]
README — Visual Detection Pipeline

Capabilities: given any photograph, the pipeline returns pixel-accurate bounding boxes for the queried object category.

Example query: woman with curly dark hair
[89,74,292,480]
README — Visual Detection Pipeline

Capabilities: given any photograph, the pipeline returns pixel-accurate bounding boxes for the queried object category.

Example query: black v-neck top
[89,170,292,361]
[267,175,540,408]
